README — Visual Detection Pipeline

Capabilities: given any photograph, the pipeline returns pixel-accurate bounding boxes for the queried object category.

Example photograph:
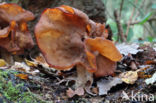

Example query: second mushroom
[0,3,34,54]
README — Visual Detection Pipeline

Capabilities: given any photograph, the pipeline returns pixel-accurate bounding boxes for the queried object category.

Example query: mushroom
[0,3,34,54]
[35,5,122,88]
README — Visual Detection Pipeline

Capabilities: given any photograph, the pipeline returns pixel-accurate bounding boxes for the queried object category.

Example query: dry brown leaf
[130,61,138,70]
[66,88,75,98]
[25,59,37,67]
[66,87,84,98]
[15,74,28,80]
[145,60,156,65]
[0,59,7,67]
[119,67,151,84]
[119,71,138,84]
[11,62,39,75]
[35,55,47,64]
[138,71,152,78]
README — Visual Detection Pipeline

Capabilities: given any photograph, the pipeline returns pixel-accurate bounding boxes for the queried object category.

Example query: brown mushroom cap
[35,5,122,77]
[0,3,34,53]
[35,6,89,70]
[0,3,34,22]
[85,37,122,62]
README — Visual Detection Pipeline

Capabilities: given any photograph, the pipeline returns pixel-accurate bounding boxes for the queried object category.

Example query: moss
[0,69,46,103]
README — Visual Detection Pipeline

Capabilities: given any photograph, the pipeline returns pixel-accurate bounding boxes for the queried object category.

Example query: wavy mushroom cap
[35,5,89,70]
[35,5,123,77]
[0,3,34,22]
[0,3,34,54]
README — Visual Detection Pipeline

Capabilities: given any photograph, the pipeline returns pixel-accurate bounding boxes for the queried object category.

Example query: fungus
[35,5,122,88]
[0,3,34,54]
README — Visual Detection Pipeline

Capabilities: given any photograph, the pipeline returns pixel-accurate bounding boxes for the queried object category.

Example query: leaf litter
[0,43,155,102]
[97,76,122,95]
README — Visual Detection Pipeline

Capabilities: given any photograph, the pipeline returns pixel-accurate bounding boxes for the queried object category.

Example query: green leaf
[139,12,153,25]
[146,36,154,42]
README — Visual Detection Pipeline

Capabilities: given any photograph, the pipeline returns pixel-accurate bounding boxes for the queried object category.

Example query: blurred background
[103,0,156,43]
[1,0,156,43]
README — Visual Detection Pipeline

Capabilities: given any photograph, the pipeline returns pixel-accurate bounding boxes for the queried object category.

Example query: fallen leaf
[119,71,138,84]
[35,55,47,64]
[0,59,7,67]
[145,60,156,65]
[66,88,75,98]
[33,55,56,72]
[15,74,28,80]
[137,71,151,78]
[97,77,122,95]
[11,62,30,71]
[116,43,143,55]
[130,61,138,70]
[25,59,37,67]
[145,72,156,85]
[119,67,151,84]
[74,87,84,96]
[11,62,39,75]
[66,87,84,98]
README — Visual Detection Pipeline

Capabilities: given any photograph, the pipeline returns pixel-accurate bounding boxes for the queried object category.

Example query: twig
[143,24,154,37]
[114,10,126,42]
[125,0,137,37]
[36,65,58,77]
[119,0,124,18]
[134,0,145,21]
[128,17,156,25]
[128,0,144,16]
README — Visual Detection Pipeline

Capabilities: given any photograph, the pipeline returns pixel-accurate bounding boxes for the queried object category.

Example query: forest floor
[0,43,156,103]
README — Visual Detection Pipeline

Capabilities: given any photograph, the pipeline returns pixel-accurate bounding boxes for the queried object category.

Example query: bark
[21,0,106,23]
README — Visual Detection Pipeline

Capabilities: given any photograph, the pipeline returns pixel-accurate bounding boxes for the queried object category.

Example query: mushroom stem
[76,64,93,88]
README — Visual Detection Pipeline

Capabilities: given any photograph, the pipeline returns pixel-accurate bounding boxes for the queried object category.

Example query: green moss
[0,70,46,103]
